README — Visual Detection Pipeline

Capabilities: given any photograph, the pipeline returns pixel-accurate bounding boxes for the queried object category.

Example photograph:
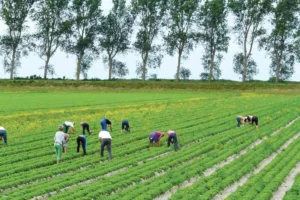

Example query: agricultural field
[1,88,300,200]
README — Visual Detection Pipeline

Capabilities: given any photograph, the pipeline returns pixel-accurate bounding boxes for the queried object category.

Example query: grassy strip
[1,80,300,91]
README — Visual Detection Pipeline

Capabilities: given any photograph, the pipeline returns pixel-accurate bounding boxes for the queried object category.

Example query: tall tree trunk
[176,48,183,82]
[276,60,280,83]
[276,50,284,83]
[242,40,248,82]
[108,54,112,80]
[10,49,16,80]
[76,53,83,80]
[142,51,149,81]
[208,49,216,82]
[242,55,248,82]
[276,39,284,83]
[44,55,50,79]
[242,31,250,82]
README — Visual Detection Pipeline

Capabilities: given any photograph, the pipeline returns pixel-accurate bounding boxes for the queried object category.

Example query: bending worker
[77,135,87,156]
[100,118,112,132]
[98,129,112,160]
[61,121,76,134]
[59,121,74,153]
[167,130,178,151]
[0,126,8,146]
[80,122,92,135]
[121,120,130,134]
[54,125,65,164]
[149,131,164,147]
[245,115,259,129]
[236,116,246,127]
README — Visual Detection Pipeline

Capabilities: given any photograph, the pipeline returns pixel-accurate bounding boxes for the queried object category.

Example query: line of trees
[0,0,299,82]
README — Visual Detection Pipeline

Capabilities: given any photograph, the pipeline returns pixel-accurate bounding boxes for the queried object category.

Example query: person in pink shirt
[149,131,164,147]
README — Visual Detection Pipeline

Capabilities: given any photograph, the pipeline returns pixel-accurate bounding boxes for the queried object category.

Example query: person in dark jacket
[245,115,259,129]
[80,122,92,135]
[77,135,87,156]
[167,130,178,151]
[121,120,130,134]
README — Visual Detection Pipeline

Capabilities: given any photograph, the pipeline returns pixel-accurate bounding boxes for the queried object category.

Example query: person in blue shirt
[0,126,8,146]
[100,118,112,132]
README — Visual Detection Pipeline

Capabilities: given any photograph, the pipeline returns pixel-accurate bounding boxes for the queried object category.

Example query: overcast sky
[0,0,299,81]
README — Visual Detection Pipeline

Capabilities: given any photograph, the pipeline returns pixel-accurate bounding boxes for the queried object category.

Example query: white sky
[0,0,299,81]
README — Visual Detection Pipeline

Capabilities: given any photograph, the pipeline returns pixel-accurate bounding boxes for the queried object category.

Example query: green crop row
[227,136,300,200]
[102,114,300,200]
[25,109,298,199]
[0,100,293,194]
[169,120,300,200]
[48,125,265,200]
[0,97,283,178]
[283,174,300,200]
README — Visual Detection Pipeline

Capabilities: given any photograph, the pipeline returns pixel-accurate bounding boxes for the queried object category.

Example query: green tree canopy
[164,0,199,81]
[229,0,273,82]
[32,0,71,79]
[131,0,167,80]
[99,0,134,80]
[198,0,229,81]
[259,0,300,82]
[65,0,103,80]
[0,0,36,79]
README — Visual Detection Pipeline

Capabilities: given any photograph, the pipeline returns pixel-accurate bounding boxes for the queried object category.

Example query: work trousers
[168,133,178,151]
[100,138,112,159]
[77,137,87,155]
[0,130,7,144]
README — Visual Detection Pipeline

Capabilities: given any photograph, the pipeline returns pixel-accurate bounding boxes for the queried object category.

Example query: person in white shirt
[60,121,75,153]
[245,115,259,129]
[98,130,112,160]
[61,121,76,134]
[0,126,7,146]
[54,126,66,164]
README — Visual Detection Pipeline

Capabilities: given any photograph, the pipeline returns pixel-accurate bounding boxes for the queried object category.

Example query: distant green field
[0,90,204,114]
[1,88,300,199]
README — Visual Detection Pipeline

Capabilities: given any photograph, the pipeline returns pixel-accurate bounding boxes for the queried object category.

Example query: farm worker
[245,115,259,129]
[54,125,66,164]
[167,130,178,151]
[60,121,75,153]
[100,118,112,132]
[149,131,164,147]
[80,122,92,135]
[0,126,8,146]
[121,120,130,134]
[62,134,70,153]
[77,135,87,156]
[98,130,112,160]
[236,116,246,127]
[61,121,76,134]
